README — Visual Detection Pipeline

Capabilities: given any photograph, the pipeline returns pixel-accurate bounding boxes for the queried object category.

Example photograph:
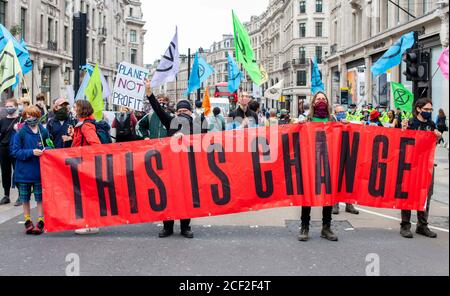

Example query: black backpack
[82,120,113,144]
[116,113,134,140]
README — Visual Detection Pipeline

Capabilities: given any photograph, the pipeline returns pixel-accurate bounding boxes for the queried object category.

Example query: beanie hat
[176,100,192,112]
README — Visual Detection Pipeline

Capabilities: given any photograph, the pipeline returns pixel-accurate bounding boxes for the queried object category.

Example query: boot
[416,225,437,238]
[332,204,340,215]
[400,224,413,238]
[345,204,360,215]
[181,228,194,239]
[321,224,338,241]
[159,228,174,238]
[298,225,309,242]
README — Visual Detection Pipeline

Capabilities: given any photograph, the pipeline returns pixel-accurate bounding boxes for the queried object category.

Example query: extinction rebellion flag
[391,82,414,113]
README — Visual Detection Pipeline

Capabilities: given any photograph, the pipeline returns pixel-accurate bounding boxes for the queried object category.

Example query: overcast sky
[141,0,269,64]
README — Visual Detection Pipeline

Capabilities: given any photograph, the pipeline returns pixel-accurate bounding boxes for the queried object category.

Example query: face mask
[6,107,17,115]
[421,111,432,120]
[18,105,24,112]
[336,112,347,122]
[314,101,329,118]
[160,103,167,109]
[26,118,39,127]
[55,108,69,120]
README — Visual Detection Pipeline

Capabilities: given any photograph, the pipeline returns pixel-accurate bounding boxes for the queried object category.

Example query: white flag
[264,79,284,100]
[151,27,179,88]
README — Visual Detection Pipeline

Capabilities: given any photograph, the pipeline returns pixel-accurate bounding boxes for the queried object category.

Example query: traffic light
[403,48,429,82]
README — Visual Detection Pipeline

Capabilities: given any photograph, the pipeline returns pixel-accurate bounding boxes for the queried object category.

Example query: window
[92,38,95,61]
[0,1,6,26]
[297,71,306,86]
[130,30,137,43]
[131,49,137,64]
[130,8,133,17]
[315,22,322,37]
[40,15,44,43]
[64,26,68,51]
[299,23,306,38]
[299,46,306,64]
[316,0,323,13]
[20,8,26,40]
[299,0,306,13]
[316,46,323,63]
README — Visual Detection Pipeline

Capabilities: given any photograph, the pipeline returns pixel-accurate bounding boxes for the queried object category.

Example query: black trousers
[0,145,15,197]
[163,220,191,232]
[301,206,333,226]
[401,168,435,227]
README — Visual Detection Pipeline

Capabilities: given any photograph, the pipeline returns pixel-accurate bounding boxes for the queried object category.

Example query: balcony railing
[292,59,309,67]
[47,41,58,51]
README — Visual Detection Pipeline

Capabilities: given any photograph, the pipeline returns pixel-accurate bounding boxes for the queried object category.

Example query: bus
[209,82,238,104]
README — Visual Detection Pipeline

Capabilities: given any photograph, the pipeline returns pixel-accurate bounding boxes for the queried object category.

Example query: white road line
[355,207,450,233]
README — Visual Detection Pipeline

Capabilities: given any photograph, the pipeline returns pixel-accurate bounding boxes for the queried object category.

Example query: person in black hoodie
[144,78,202,239]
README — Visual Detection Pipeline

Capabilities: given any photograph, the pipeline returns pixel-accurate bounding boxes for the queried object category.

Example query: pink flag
[437,47,449,80]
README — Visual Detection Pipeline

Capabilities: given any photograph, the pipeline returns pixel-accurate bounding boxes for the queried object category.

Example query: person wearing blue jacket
[10,106,51,235]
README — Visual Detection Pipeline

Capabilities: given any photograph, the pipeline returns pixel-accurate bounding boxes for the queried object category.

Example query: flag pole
[419,67,440,98]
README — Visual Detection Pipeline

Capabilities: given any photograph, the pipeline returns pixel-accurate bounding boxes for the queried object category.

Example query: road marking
[355,207,449,233]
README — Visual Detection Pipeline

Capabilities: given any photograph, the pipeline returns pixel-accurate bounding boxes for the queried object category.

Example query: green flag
[0,40,22,94]
[232,10,263,85]
[84,64,104,121]
[391,82,414,113]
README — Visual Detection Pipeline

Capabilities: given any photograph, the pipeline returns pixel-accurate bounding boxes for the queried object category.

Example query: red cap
[370,110,381,121]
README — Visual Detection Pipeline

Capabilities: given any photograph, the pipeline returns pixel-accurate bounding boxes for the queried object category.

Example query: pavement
[0,147,448,276]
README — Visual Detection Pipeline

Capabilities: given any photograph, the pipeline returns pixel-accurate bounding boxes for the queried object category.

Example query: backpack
[82,120,112,144]
[116,113,134,139]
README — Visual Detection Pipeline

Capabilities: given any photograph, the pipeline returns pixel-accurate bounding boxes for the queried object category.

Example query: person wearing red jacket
[67,100,101,235]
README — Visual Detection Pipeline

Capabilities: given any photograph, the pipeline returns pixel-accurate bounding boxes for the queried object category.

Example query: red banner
[41,123,436,232]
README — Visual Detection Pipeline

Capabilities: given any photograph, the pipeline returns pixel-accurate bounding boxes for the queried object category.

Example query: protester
[436,109,448,146]
[385,110,398,128]
[137,94,170,140]
[298,91,338,242]
[35,93,49,124]
[367,110,384,127]
[18,97,31,118]
[0,99,21,206]
[229,92,258,129]
[145,78,197,239]
[278,109,291,125]
[298,103,310,122]
[193,100,208,134]
[10,106,52,235]
[209,107,226,132]
[400,98,441,239]
[331,105,359,216]
[67,100,102,235]
[112,107,137,143]
[249,100,266,127]
[46,98,75,149]
[265,109,279,127]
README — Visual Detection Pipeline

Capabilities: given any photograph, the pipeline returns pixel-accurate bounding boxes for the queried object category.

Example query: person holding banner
[67,100,102,235]
[144,78,195,239]
[137,95,170,140]
[400,98,441,239]
[0,99,20,206]
[10,106,52,235]
[298,92,338,242]
[229,92,258,129]
[46,98,75,149]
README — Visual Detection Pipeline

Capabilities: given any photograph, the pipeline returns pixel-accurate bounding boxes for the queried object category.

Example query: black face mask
[55,108,69,121]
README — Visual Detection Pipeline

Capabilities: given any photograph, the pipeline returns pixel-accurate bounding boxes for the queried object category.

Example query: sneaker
[181,229,194,239]
[158,228,174,238]
[332,204,340,215]
[400,224,414,239]
[75,228,100,235]
[33,221,45,235]
[14,199,22,207]
[298,225,310,242]
[24,220,35,235]
[321,224,338,241]
[0,196,10,205]
[345,204,360,215]
[416,226,437,238]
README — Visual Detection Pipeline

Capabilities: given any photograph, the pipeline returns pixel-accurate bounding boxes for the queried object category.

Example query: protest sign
[112,62,149,111]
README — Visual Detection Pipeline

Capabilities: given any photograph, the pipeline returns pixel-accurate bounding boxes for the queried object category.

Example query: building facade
[0,0,146,109]
[325,0,449,119]
[245,0,329,117]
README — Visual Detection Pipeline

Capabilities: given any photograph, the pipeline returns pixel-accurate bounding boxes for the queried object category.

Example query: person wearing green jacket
[137,94,171,140]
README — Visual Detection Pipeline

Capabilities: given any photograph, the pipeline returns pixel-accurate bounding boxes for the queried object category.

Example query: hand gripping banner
[41,123,436,232]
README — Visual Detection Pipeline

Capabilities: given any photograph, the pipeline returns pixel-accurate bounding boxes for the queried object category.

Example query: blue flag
[311,58,325,95]
[185,53,214,95]
[227,54,242,93]
[371,32,416,77]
